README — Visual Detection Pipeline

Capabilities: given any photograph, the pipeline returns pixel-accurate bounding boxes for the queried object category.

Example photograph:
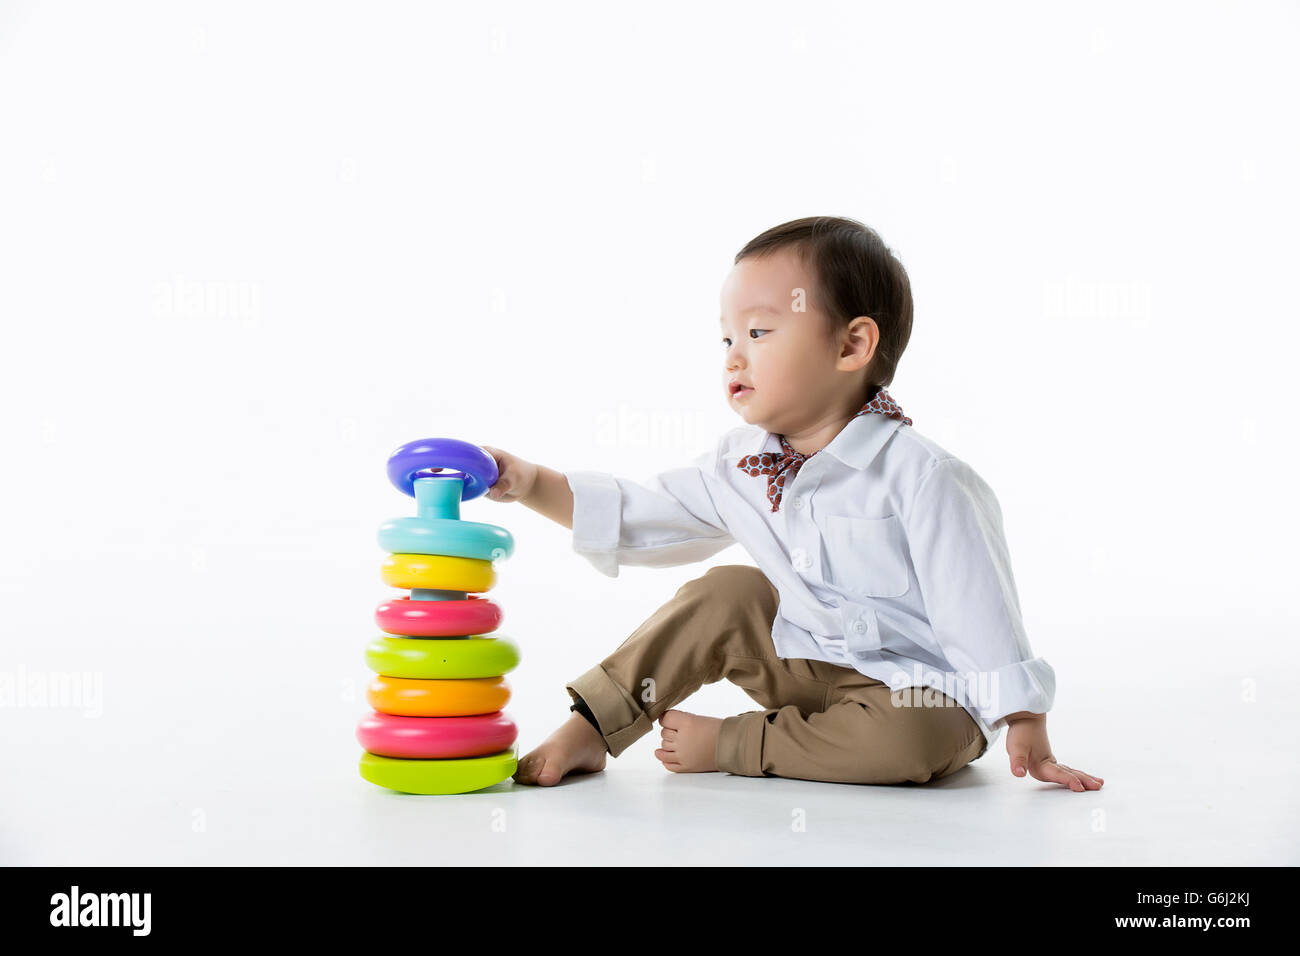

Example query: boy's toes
[515,753,560,787]
[534,758,562,786]
[512,753,543,784]
[654,748,682,772]
[658,708,690,731]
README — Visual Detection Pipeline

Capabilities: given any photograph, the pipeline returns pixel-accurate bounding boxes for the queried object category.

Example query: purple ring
[386,437,499,500]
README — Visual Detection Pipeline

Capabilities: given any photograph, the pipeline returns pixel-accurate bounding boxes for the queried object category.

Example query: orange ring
[366,674,511,717]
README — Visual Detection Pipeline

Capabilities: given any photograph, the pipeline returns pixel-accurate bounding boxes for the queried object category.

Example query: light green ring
[365,634,520,679]
[359,748,517,795]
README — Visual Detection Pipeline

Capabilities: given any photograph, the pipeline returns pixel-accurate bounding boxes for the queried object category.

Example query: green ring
[365,634,520,679]
[359,748,517,794]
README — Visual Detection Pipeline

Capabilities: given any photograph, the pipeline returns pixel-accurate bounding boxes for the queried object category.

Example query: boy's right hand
[480,445,539,503]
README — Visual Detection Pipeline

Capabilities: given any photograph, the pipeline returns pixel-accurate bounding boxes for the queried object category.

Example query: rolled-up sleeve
[563,446,735,578]
[905,457,1056,728]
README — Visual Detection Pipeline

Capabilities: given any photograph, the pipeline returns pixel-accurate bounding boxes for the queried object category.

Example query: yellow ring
[366,675,511,716]
[381,553,496,592]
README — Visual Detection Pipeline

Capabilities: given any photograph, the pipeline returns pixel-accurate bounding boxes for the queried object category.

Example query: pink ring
[375,595,503,637]
[356,710,518,759]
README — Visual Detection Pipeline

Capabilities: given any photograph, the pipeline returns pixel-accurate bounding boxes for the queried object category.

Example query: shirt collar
[735,412,904,472]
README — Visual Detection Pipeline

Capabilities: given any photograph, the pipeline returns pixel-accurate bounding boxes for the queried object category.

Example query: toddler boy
[487,216,1102,791]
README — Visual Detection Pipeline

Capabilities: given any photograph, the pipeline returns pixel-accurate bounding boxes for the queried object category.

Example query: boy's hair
[734,216,913,390]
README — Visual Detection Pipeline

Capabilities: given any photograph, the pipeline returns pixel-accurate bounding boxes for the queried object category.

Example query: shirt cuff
[974,657,1056,728]
[564,470,623,578]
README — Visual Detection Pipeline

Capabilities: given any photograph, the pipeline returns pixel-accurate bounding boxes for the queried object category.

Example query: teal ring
[378,516,514,562]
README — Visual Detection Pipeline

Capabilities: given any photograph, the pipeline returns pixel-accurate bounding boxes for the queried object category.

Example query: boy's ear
[841,315,879,371]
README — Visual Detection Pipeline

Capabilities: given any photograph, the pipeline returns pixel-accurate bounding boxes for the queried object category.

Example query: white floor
[3,539,1296,866]
[5,644,1295,866]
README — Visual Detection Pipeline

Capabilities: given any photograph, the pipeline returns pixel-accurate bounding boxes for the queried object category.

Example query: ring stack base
[359,747,518,795]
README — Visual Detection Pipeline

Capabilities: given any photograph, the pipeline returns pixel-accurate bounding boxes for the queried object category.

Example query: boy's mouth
[729,382,754,397]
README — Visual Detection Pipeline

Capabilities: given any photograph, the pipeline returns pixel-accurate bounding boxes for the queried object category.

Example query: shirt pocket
[819,513,911,598]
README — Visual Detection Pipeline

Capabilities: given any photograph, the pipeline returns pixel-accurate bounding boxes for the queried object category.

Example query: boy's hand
[1004,713,1104,791]
[479,445,539,503]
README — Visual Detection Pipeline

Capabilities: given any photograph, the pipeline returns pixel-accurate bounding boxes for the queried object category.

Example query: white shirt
[563,412,1056,752]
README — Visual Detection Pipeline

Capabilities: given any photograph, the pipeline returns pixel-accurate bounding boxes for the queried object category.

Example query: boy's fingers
[1059,764,1104,787]
[1043,764,1084,790]
[1007,745,1030,777]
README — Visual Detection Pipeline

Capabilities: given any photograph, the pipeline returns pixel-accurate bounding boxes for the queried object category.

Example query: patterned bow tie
[736,386,912,513]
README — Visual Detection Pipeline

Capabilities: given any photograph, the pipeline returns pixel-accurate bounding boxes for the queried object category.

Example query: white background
[1,0,1296,865]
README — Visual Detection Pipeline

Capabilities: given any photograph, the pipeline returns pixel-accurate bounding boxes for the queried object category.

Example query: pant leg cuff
[717,712,765,776]
[566,665,654,759]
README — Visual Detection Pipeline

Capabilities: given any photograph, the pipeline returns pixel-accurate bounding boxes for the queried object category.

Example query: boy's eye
[721,330,769,347]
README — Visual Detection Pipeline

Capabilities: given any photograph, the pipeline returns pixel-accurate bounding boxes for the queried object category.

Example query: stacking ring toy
[356,711,518,759]
[381,553,496,592]
[359,749,517,795]
[378,474,514,562]
[366,674,511,716]
[375,595,503,637]
[365,634,520,679]
[387,437,499,500]
[360,436,521,796]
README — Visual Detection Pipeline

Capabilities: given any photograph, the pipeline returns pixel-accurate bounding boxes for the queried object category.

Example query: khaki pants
[566,565,988,784]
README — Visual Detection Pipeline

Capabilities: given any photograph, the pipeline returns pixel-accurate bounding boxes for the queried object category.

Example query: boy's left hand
[1005,714,1104,791]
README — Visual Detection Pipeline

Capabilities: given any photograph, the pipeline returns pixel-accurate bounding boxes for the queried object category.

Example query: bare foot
[513,711,608,786]
[654,709,722,773]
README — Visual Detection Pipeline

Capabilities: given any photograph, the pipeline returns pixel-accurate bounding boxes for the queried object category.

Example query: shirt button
[852,620,868,634]
[790,496,804,510]
[790,547,809,570]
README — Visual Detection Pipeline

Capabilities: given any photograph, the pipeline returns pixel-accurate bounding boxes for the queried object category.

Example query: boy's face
[719,248,875,436]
